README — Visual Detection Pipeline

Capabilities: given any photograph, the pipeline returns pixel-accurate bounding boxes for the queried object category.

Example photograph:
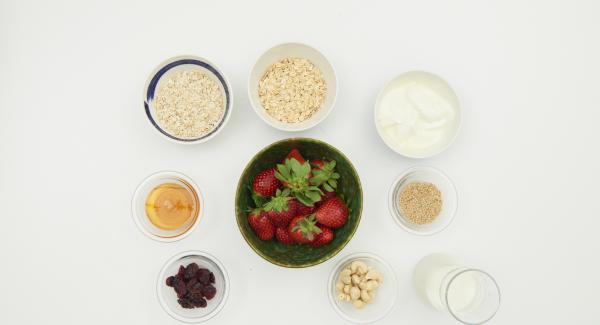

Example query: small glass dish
[388,166,457,236]
[157,250,229,323]
[131,171,203,242]
[327,252,398,324]
[143,55,233,144]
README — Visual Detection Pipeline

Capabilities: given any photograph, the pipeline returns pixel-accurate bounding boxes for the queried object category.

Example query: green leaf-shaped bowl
[235,138,363,268]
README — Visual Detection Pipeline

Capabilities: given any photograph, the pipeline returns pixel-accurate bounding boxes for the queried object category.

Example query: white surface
[1,0,599,324]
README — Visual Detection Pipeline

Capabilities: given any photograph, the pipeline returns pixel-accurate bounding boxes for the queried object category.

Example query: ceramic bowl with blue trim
[143,55,233,144]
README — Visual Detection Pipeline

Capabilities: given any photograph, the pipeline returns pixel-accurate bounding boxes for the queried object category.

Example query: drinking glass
[413,253,501,324]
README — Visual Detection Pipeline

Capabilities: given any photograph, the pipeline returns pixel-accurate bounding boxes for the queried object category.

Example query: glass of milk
[413,253,501,324]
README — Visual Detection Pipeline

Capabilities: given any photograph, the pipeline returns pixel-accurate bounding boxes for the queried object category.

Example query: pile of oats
[154,70,225,139]
[258,58,327,123]
[398,182,443,225]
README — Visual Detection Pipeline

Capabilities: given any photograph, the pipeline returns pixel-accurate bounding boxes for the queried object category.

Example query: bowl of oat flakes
[144,55,233,144]
[248,43,337,132]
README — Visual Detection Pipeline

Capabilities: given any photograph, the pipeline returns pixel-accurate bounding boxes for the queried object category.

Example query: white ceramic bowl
[328,252,398,324]
[143,55,233,144]
[374,71,461,158]
[248,43,338,131]
[157,251,229,323]
[388,166,458,235]
[131,171,203,242]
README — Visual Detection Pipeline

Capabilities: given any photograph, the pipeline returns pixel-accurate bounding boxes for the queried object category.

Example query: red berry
[288,215,321,244]
[311,225,334,248]
[285,148,306,164]
[315,196,349,229]
[316,191,336,207]
[248,209,275,240]
[252,168,281,197]
[275,227,295,245]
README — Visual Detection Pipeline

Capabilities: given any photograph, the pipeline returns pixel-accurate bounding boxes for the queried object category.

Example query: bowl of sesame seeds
[388,166,458,236]
[248,43,338,132]
[144,55,233,144]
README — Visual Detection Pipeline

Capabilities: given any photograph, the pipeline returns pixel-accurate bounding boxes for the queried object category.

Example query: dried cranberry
[191,296,207,308]
[201,284,217,300]
[177,298,194,309]
[190,282,204,294]
[196,268,211,284]
[184,263,199,279]
[176,265,186,279]
[165,276,175,287]
[174,280,187,298]
[209,272,215,284]
[186,278,198,290]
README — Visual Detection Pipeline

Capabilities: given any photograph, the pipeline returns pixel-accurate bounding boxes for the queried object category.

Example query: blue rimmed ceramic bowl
[143,55,233,144]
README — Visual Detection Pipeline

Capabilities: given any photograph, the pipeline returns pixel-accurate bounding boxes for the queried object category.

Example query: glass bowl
[327,252,398,324]
[388,166,457,236]
[157,250,229,323]
[131,171,203,242]
[143,55,233,144]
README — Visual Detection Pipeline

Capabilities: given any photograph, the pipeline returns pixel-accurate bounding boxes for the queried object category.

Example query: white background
[1,0,599,324]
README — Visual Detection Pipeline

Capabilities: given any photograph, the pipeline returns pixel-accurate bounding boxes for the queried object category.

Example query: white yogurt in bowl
[374,71,461,158]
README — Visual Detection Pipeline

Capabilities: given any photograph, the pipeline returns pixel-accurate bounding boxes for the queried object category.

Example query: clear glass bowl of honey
[132,171,203,242]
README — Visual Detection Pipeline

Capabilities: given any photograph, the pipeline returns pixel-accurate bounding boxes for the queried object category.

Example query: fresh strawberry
[275,227,295,245]
[248,209,274,240]
[290,199,315,215]
[263,189,296,227]
[316,191,336,207]
[314,196,349,229]
[252,168,281,197]
[285,148,306,164]
[311,160,325,169]
[311,225,334,248]
[275,158,322,206]
[288,215,321,244]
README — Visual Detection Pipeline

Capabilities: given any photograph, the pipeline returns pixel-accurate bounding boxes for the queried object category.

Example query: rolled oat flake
[154,70,225,139]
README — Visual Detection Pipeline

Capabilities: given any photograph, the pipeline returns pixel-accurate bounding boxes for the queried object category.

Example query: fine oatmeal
[154,70,225,139]
[258,58,327,123]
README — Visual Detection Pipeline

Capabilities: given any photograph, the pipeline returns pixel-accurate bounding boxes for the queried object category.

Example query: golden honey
[145,183,196,230]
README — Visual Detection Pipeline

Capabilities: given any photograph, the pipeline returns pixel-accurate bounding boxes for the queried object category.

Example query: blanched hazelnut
[365,269,381,281]
[366,280,378,291]
[343,285,351,294]
[350,261,367,274]
[353,300,365,308]
[360,289,371,302]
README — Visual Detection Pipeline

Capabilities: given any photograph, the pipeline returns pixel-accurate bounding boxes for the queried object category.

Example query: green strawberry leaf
[305,190,321,203]
[295,193,314,207]
[250,187,267,207]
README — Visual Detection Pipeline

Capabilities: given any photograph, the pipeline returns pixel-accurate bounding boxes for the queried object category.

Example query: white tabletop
[1,0,599,324]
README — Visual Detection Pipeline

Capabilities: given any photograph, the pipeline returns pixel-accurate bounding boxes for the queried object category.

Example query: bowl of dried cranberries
[157,250,229,323]
[235,137,363,268]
